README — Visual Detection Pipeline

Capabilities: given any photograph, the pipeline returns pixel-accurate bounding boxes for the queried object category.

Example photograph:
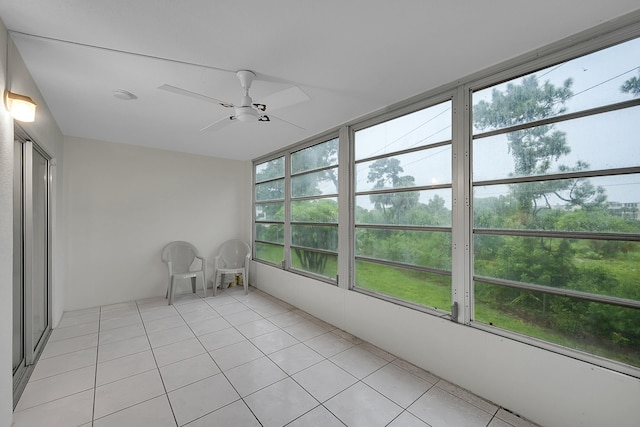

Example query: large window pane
[355,101,452,160]
[356,147,451,193]
[472,37,640,134]
[474,234,640,301]
[473,107,640,181]
[255,223,284,244]
[291,199,338,223]
[474,281,640,367]
[355,260,451,311]
[292,138,338,174]
[255,202,284,222]
[255,179,284,202]
[356,229,451,271]
[291,224,338,251]
[256,157,284,183]
[474,175,640,231]
[291,249,337,278]
[255,242,283,265]
[292,168,338,198]
[355,189,452,226]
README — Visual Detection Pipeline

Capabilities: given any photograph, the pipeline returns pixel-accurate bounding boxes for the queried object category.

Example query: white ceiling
[1,1,639,161]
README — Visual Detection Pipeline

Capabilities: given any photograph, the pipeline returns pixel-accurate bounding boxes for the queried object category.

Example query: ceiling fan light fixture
[5,91,37,122]
[235,106,259,122]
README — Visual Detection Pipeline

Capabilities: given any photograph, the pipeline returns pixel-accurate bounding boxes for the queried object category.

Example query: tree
[474,75,607,217]
[621,70,640,97]
[290,199,338,275]
[367,158,419,224]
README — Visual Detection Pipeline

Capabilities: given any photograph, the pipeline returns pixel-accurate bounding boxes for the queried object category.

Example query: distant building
[608,201,639,220]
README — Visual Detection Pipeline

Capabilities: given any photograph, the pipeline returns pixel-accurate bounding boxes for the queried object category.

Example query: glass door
[13,128,52,406]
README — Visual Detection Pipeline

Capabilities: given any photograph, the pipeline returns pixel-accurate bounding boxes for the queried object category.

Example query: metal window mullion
[474,166,640,187]
[283,153,291,270]
[473,98,640,140]
[452,85,471,324]
[253,239,285,246]
[22,141,34,364]
[474,275,640,309]
[291,221,339,227]
[291,163,338,179]
[290,246,338,257]
[355,255,451,277]
[252,164,258,260]
[255,200,284,206]
[338,125,351,289]
[356,183,452,196]
[355,224,451,233]
[291,194,338,203]
[474,228,640,242]
[354,139,453,165]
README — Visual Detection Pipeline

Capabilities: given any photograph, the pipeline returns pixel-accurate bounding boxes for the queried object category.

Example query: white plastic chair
[214,240,251,295]
[161,241,206,305]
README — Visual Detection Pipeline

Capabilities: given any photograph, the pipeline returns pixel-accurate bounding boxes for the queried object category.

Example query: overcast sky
[354,36,639,207]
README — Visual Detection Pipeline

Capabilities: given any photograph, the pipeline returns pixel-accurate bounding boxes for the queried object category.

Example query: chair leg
[245,267,249,295]
[168,276,176,305]
[214,271,221,295]
[190,277,196,294]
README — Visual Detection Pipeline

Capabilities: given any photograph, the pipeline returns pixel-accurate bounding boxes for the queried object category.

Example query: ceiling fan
[159,70,308,131]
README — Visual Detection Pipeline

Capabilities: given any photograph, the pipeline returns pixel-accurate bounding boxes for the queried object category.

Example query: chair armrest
[196,255,206,271]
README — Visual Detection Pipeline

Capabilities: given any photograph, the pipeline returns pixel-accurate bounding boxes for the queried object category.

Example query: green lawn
[256,244,639,367]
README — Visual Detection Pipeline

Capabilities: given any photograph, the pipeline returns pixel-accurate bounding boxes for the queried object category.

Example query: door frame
[13,125,53,407]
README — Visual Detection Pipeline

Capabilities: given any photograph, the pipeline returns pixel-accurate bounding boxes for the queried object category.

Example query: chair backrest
[162,241,199,274]
[218,239,251,269]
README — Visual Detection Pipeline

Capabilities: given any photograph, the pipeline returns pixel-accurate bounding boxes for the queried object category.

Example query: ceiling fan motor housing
[235,105,259,122]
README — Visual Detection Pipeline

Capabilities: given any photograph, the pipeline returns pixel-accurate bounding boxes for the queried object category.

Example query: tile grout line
[91,306,102,427]
[135,296,180,427]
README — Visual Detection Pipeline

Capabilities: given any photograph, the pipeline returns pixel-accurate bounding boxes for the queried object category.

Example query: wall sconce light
[5,91,37,122]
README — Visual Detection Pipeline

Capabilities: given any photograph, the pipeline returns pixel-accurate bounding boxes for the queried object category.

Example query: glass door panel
[12,140,25,378]
[31,148,49,351]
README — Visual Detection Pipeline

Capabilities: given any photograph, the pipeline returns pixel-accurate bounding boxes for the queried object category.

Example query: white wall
[63,136,250,310]
[0,24,14,427]
[1,22,65,426]
[254,263,640,427]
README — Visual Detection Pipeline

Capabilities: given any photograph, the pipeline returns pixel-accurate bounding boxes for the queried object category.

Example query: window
[252,26,640,376]
[253,137,339,282]
[290,139,339,279]
[471,36,640,369]
[254,156,285,265]
[353,101,453,312]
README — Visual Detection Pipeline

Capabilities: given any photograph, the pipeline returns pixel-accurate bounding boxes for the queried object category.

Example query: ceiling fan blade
[260,86,310,111]
[200,116,236,132]
[158,84,234,108]
[269,113,306,130]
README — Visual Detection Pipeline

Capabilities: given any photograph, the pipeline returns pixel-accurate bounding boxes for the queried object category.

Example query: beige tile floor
[13,286,540,427]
